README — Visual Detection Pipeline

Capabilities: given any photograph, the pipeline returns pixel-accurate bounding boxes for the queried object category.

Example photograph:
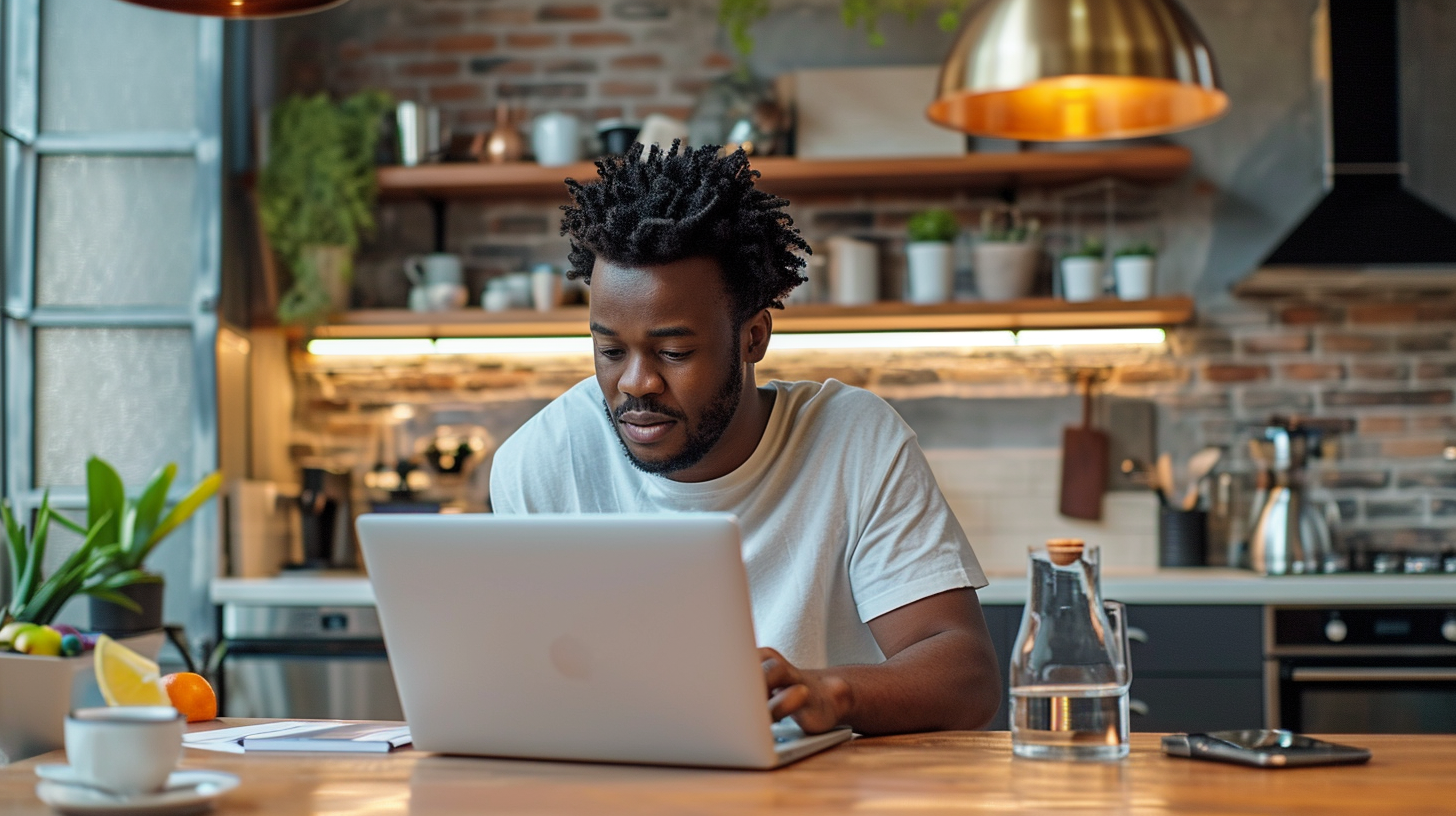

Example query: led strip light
[306,328,1165,357]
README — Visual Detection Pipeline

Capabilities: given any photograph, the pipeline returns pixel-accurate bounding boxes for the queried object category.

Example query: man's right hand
[759,647,852,735]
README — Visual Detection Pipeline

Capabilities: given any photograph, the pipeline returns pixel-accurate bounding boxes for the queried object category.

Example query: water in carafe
[1009,539,1131,761]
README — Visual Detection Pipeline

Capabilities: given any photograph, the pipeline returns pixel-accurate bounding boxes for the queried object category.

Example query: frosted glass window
[36,156,196,307]
[39,0,197,133]
[34,328,195,488]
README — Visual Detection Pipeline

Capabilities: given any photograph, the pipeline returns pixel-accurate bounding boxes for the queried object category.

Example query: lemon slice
[94,635,169,706]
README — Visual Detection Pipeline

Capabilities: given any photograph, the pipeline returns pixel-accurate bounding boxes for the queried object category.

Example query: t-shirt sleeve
[847,438,988,623]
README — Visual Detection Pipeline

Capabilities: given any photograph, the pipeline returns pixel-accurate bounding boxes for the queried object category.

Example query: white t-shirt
[489,377,987,669]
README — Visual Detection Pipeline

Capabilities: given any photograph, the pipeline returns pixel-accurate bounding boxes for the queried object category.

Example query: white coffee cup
[827,237,880,306]
[404,253,464,288]
[425,282,468,311]
[64,707,184,796]
[530,264,562,312]
[531,111,582,167]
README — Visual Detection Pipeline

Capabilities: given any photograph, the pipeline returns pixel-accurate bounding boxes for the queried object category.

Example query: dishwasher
[218,603,404,720]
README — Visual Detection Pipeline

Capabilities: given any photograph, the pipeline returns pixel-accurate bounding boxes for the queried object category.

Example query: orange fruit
[161,672,218,723]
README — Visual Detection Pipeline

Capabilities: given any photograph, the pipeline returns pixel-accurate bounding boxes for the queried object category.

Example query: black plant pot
[88,578,165,636]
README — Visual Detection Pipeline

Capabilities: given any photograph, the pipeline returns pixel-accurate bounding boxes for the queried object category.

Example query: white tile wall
[925,448,1160,575]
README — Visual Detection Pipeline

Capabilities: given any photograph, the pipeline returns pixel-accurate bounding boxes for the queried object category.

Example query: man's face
[588,257,747,478]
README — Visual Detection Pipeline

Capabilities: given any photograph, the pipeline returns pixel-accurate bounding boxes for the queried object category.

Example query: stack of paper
[183,721,412,754]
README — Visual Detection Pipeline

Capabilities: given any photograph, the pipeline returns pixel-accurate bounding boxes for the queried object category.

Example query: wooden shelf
[375,146,1193,200]
[304,296,1194,339]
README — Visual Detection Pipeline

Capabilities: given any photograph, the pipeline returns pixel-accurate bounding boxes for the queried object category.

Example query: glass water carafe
[1009,539,1131,761]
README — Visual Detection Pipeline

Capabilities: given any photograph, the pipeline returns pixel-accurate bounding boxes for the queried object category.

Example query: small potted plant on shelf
[973,208,1041,302]
[1113,243,1157,300]
[905,208,960,305]
[81,456,222,637]
[1060,238,1106,303]
[260,90,393,326]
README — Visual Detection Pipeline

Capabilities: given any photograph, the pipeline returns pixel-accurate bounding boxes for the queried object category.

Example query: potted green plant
[260,90,393,325]
[81,457,222,636]
[1113,243,1157,300]
[0,494,165,763]
[1060,238,1106,302]
[973,208,1041,302]
[905,208,960,305]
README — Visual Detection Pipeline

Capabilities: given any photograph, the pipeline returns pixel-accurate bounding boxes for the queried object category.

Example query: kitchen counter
[213,569,1456,607]
[2,724,1452,815]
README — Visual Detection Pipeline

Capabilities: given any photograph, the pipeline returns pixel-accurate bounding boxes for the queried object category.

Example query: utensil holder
[1159,506,1208,567]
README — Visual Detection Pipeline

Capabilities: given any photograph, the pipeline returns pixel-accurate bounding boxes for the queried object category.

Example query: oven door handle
[1289,667,1456,683]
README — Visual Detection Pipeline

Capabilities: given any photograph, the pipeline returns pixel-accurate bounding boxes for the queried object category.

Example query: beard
[603,344,743,477]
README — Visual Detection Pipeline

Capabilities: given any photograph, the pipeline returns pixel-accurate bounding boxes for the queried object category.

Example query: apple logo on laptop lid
[549,635,592,681]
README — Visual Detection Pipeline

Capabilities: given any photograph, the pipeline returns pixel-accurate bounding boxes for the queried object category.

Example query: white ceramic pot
[302,244,353,314]
[827,237,880,306]
[972,242,1039,302]
[1060,257,1105,302]
[1113,255,1155,300]
[905,242,954,304]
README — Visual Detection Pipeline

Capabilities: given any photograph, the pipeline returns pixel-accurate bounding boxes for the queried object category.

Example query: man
[490,143,999,735]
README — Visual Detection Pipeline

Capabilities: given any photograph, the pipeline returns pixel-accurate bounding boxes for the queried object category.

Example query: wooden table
[2,728,1453,815]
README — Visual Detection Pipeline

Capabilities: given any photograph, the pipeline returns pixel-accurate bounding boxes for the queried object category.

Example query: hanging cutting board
[1059,375,1109,520]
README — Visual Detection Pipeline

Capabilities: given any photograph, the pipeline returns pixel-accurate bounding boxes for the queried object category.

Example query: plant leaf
[86,457,126,549]
[132,463,176,548]
[14,498,51,611]
[118,503,140,568]
[83,587,142,613]
[2,502,24,603]
[51,512,88,536]
[143,471,222,562]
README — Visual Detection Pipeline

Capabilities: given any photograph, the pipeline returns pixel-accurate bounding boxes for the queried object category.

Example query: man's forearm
[814,628,1001,735]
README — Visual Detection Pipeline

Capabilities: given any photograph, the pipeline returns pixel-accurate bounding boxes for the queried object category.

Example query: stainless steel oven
[1266,607,1456,733]
[218,604,404,721]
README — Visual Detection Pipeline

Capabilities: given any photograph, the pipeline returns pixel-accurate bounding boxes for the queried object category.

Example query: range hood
[1246,0,1456,289]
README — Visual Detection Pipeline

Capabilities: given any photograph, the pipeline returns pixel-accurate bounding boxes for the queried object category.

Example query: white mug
[827,237,880,306]
[404,253,463,288]
[530,265,563,312]
[64,707,183,796]
[531,112,582,167]
[425,282,468,311]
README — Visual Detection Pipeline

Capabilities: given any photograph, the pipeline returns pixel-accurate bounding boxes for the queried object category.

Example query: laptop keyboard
[771,720,806,744]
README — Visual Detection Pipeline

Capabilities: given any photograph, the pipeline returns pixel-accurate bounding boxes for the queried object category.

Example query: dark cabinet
[979,603,1264,733]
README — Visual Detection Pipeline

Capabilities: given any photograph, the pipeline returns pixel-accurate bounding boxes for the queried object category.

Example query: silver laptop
[357,512,852,769]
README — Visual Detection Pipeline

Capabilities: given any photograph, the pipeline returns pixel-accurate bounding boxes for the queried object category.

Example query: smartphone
[1161,730,1371,768]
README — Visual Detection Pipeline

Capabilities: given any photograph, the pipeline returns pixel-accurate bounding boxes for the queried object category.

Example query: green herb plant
[82,457,222,587]
[979,208,1041,243]
[260,90,393,325]
[2,495,132,627]
[1065,238,1106,259]
[1115,243,1157,258]
[907,208,960,243]
[721,0,971,54]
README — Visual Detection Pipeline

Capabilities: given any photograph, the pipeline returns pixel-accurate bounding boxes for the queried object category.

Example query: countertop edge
[211,572,1456,608]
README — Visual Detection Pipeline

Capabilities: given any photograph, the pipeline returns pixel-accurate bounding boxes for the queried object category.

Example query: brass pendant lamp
[927,0,1227,141]
[115,0,351,19]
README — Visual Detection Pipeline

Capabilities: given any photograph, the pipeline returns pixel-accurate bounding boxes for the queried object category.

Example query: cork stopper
[1045,538,1085,566]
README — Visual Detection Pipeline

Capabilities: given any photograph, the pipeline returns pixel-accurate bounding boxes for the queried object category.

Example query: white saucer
[33,765,239,816]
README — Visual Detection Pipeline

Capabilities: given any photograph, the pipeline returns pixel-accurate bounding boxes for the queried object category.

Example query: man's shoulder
[778,378,913,437]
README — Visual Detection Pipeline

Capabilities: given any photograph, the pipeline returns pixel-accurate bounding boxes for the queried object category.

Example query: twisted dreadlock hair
[560,142,808,328]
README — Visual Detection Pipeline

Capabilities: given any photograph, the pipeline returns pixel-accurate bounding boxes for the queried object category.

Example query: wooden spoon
[1180,447,1223,510]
